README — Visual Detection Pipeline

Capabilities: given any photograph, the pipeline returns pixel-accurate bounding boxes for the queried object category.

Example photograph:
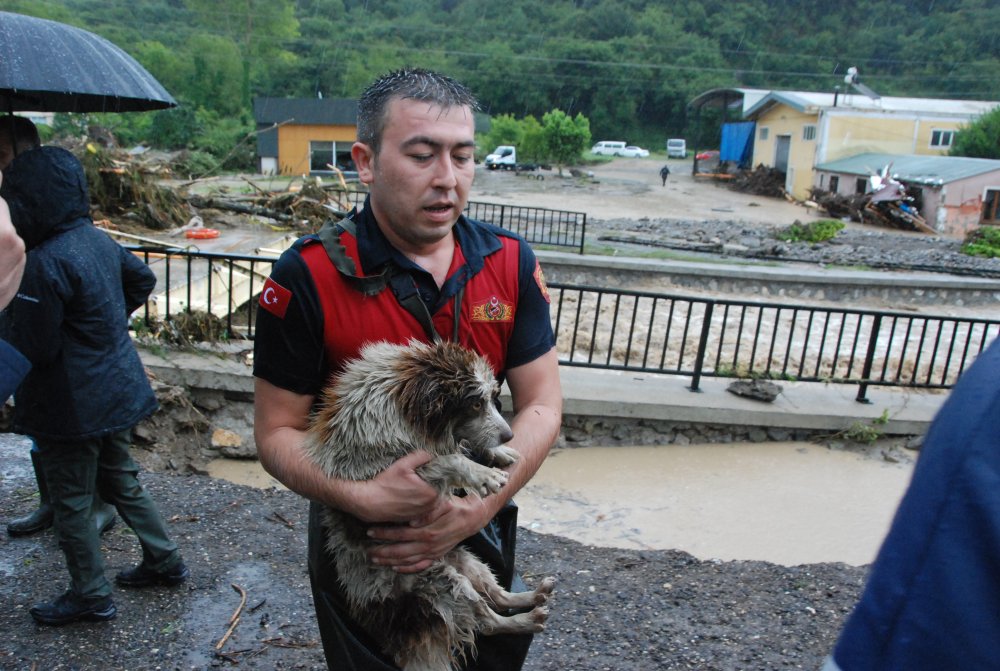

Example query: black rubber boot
[7,450,53,536]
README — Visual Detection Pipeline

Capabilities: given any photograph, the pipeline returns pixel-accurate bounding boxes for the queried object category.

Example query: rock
[211,427,243,449]
[726,379,783,402]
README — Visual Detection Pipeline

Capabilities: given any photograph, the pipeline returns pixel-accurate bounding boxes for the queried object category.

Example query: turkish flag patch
[259,276,292,318]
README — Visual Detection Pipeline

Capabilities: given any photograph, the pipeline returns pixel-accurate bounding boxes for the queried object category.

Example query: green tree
[183,0,299,107]
[540,109,592,175]
[951,106,1000,159]
[479,114,523,159]
[520,115,545,163]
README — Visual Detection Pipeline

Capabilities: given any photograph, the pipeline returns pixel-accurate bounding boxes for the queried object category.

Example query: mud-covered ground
[0,433,863,671]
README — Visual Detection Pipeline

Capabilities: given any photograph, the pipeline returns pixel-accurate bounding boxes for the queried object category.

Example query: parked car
[621,146,649,158]
[695,149,720,161]
[591,140,627,155]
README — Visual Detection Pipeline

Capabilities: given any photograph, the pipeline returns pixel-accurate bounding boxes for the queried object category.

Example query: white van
[666,138,687,158]
[591,141,626,156]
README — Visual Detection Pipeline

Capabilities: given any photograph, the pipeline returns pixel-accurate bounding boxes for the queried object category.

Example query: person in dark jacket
[1,145,188,626]
[0,117,116,538]
[822,337,1000,671]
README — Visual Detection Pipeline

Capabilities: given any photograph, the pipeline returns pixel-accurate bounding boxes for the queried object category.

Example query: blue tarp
[720,122,755,167]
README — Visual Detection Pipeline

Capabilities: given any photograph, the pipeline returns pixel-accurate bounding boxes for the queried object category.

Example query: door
[774,135,791,173]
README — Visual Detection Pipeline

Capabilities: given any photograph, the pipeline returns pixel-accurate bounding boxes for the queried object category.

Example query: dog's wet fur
[306,340,555,671]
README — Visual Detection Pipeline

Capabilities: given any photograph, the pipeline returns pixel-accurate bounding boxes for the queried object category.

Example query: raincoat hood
[0,145,90,250]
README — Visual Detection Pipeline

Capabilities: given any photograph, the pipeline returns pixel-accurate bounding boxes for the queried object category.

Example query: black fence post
[856,314,883,403]
[689,301,714,392]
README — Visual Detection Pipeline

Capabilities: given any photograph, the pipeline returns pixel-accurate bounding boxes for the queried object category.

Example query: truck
[484,145,542,172]
[666,138,687,158]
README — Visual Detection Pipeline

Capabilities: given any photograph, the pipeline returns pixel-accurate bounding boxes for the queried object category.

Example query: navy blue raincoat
[0,146,157,440]
[826,337,1000,670]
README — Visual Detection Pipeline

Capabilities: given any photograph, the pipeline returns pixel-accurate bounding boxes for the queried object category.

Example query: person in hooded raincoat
[1,144,188,626]
[0,116,117,539]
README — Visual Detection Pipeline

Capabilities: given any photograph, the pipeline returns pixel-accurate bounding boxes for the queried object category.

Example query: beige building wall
[752,106,820,200]
[822,114,966,162]
[277,123,357,175]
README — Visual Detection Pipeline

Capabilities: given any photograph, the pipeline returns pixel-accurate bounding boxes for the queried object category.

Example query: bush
[776,219,845,243]
[961,226,1000,258]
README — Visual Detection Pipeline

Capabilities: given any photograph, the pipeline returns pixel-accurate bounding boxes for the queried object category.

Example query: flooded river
[208,441,914,568]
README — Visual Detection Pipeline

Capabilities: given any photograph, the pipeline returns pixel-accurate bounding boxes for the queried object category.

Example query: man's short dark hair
[356,68,479,155]
[0,116,41,153]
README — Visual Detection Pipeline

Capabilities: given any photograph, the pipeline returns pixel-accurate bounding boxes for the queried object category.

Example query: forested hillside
[5,0,999,157]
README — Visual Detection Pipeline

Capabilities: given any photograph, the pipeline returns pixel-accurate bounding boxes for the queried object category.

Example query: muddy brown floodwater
[208,441,914,568]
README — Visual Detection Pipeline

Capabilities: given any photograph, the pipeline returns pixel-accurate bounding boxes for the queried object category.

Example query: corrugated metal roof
[253,97,358,125]
[815,153,1000,186]
[745,90,1000,119]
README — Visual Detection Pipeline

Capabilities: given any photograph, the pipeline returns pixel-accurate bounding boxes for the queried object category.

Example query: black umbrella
[0,11,176,113]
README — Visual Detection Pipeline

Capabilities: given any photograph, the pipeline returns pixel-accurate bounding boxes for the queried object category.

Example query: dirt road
[472,156,811,224]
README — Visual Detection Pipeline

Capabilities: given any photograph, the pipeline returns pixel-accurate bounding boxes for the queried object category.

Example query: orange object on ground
[185,228,220,239]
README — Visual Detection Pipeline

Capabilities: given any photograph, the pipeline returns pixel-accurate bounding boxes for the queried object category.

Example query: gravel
[589,217,1000,278]
[0,432,864,670]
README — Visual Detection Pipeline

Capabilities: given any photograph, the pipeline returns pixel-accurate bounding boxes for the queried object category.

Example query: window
[309,141,334,172]
[930,129,956,149]
[856,178,868,194]
[803,125,817,141]
[829,175,840,192]
[983,188,1000,224]
[309,141,355,173]
[759,127,770,141]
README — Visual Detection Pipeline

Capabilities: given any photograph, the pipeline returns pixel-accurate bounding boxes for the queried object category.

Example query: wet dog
[305,340,555,671]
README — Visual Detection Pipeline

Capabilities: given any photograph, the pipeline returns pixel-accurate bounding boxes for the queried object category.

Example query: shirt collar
[352,195,503,278]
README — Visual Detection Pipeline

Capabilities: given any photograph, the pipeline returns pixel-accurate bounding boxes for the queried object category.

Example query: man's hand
[350,451,441,523]
[365,492,496,573]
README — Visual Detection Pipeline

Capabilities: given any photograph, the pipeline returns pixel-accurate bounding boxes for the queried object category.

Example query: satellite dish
[844,66,881,101]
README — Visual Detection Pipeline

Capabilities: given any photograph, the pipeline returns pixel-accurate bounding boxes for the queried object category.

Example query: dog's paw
[474,466,509,497]
[488,445,520,467]
[533,576,557,605]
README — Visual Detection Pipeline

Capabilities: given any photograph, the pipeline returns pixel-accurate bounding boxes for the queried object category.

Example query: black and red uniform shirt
[252,201,555,395]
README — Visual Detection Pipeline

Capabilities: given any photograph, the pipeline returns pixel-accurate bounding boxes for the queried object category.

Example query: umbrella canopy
[0,11,176,113]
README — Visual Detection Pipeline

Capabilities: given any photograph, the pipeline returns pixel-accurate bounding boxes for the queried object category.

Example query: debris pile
[53,131,362,240]
[810,163,934,234]
[727,165,787,198]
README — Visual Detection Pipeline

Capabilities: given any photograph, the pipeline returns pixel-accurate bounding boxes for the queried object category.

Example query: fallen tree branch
[215,583,248,650]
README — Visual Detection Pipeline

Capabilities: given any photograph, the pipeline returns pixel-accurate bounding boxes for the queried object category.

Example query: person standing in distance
[253,68,562,670]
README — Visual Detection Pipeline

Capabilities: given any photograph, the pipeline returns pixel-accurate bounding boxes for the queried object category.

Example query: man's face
[352,97,476,251]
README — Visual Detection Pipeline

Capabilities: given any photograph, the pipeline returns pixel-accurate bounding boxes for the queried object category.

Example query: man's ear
[352,142,375,185]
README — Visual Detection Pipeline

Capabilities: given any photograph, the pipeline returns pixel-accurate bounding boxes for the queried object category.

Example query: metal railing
[128,246,1000,402]
[331,189,586,253]
[550,284,1000,402]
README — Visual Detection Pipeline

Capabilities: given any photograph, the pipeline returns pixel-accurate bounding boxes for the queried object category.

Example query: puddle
[207,441,914,568]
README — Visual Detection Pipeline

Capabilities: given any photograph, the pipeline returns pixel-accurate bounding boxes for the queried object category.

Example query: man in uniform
[252,68,562,670]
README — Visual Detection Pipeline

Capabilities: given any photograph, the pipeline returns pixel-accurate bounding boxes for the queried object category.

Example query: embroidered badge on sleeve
[259,276,292,318]
[533,261,551,303]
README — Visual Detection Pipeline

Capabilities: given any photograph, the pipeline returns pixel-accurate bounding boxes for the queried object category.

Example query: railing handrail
[127,244,1000,402]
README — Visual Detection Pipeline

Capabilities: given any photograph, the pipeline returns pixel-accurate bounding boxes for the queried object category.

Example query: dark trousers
[307,502,533,670]
[35,429,179,599]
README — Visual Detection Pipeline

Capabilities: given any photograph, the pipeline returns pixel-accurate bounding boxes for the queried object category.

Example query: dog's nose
[500,426,514,445]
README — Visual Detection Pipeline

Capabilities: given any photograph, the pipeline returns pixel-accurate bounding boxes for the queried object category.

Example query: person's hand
[0,173,26,310]
[345,451,442,524]
[365,490,496,573]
